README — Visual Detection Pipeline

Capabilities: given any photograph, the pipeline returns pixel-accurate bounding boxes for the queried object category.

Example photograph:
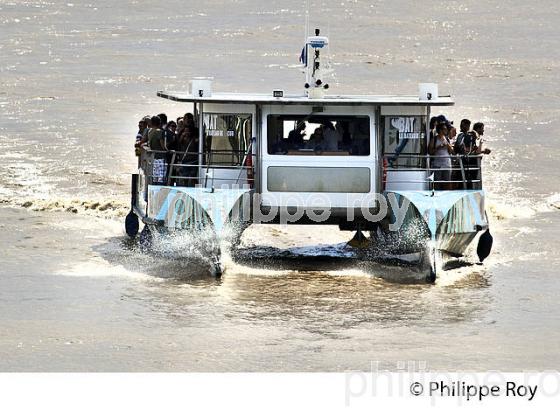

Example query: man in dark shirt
[148,116,165,152]
[463,122,491,189]
[176,126,199,186]
[158,113,168,131]
[454,119,471,155]
[164,121,177,151]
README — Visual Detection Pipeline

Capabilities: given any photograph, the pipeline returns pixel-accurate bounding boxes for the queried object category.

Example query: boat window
[204,113,252,166]
[267,115,370,156]
[381,115,427,168]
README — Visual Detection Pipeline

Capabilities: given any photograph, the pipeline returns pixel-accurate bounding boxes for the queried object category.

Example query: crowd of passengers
[134,112,200,185]
[133,112,491,190]
[423,115,490,190]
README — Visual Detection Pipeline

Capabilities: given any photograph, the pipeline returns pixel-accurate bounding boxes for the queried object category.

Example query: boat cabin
[153,85,458,224]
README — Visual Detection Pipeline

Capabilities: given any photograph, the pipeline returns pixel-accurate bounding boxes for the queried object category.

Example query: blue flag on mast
[299,45,308,66]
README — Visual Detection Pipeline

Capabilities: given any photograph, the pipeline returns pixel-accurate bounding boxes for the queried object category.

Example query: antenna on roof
[300,27,330,99]
[304,0,309,44]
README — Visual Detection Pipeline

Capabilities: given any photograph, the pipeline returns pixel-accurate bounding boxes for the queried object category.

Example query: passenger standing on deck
[429,122,453,190]
[448,122,457,145]
[177,114,199,147]
[426,115,445,162]
[158,113,168,131]
[463,122,491,189]
[163,121,178,181]
[453,118,472,187]
[176,126,199,186]
[454,119,471,155]
[176,117,184,135]
[139,115,152,145]
[184,112,196,130]
[164,121,177,151]
[421,116,440,170]
[147,116,165,151]
[136,118,147,145]
[436,115,449,130]
[470,123,491,155]
[183,113,200,143]
[135,118,147,157]
[429,116,439,139]
[446,120,458,189]
[147,116,167,184]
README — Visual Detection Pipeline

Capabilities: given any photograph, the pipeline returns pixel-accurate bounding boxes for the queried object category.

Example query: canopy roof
[157,91,454,107]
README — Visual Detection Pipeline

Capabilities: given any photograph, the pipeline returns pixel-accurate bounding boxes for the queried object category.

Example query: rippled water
[1,0,560,371]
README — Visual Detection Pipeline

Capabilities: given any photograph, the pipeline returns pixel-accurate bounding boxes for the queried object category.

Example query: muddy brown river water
[1,0,560,371]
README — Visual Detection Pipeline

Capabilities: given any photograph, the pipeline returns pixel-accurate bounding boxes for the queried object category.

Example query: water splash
[145,226,222,276]
[368,217,430,256]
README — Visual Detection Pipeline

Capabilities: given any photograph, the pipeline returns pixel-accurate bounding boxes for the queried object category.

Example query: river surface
[1,0,560,371]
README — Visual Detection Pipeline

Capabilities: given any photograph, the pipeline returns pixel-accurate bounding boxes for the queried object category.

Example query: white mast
[302,28,329,99]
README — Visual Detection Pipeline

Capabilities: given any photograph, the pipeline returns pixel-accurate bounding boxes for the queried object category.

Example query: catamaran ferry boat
[125,29,493,282]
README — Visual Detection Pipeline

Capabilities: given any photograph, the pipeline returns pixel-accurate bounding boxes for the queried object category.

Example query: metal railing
[139,147,255,188]
[139,148,482,192]
[383,153,484,190]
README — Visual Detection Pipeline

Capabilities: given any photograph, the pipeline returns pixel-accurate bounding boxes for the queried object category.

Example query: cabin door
[198,103,256,189]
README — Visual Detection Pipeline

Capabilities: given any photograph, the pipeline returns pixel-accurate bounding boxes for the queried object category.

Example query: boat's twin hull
[381,190,488,256]
[136,183,487,259]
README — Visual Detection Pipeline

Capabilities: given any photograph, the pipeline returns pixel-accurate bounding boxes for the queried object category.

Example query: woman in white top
[429,122,454,190]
